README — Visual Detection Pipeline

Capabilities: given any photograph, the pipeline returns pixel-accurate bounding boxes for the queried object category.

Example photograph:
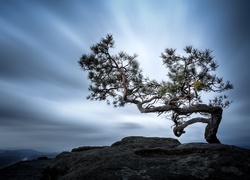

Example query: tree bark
[204,108,223,143]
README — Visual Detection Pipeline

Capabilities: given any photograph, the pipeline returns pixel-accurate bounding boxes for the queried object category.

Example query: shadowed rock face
[0,136,249,180]
[41,136,250,180]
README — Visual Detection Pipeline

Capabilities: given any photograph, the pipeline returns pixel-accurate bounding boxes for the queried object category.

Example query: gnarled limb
[173,117,210,137]
[130,101,223,144]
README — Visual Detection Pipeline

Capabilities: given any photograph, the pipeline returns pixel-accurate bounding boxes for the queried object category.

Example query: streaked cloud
[0,0,249,151]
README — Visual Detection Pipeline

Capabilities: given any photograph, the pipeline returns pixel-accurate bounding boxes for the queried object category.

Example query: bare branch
[141,96,160,105]
[173,117,210,137]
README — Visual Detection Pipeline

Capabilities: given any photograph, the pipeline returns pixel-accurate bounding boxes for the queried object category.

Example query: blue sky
[0,0,250,152]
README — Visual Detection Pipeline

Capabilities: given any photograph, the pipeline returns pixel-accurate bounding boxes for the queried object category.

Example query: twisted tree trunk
[204,108,222,143]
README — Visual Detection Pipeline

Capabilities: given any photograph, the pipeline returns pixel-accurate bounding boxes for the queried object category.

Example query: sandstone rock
[41,136,250,180]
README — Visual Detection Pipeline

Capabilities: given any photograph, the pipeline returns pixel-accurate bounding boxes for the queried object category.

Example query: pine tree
[78,34,233,143]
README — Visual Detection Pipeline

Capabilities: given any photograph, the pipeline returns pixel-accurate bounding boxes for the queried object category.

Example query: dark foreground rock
[1,136,250,180]
[41,136,250,180]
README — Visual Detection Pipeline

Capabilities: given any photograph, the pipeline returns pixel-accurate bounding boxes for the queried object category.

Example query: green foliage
[79,34,233,109]
[157,82,178,96]
[193,80,205,91]
[160,46,233,107]
[78,34,144,107]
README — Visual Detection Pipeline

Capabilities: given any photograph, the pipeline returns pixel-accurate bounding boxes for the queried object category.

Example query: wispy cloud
[0,0,249,151]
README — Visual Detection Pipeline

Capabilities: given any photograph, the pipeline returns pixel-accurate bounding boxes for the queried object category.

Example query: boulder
[41,136,250,180]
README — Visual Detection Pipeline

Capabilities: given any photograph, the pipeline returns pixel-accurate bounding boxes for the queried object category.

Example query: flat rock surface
[1,136,250,180]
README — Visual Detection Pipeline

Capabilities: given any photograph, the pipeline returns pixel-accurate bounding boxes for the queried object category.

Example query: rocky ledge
[42,136,250,180]
[1,136,250,180]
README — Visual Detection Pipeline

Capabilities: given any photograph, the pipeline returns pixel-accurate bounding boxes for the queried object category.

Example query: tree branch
[133,103,221,115]
[173,117,210,137]
[141,96,160,105]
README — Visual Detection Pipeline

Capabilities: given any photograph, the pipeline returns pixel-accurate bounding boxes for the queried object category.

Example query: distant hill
[0,149,58,168]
